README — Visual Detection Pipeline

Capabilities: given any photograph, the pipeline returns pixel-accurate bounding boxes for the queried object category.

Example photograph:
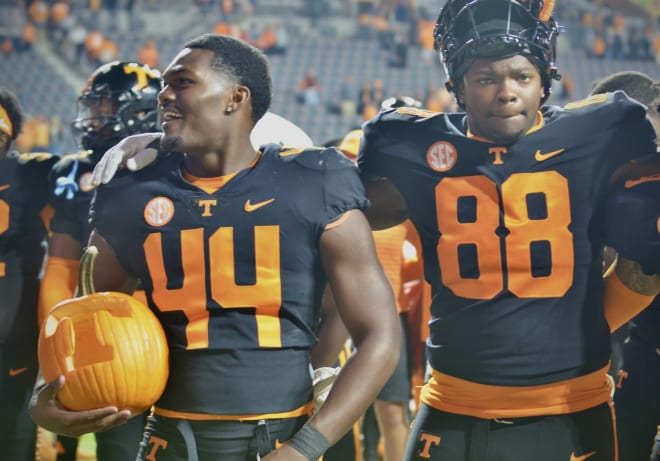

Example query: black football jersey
[48,150,99,243]
[627,295,660,351]
[91,144,368,415]
[0,151,57,339]
[605,175,660,275]
[359,91,657,387]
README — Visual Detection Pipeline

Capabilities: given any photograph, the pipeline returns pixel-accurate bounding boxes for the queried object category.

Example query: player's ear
[224,86,249,115]
[233,85,250,106]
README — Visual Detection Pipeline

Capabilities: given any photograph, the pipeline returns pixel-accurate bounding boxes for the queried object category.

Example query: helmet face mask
[434,0,561,105]
[72,61,162,155]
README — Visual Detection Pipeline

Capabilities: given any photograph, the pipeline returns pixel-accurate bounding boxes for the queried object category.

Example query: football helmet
[433,0,561,104]
[72,61,162,156]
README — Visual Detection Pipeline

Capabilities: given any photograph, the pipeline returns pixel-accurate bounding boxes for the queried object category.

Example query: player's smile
[160,108,182,130]
[161,109,182,123]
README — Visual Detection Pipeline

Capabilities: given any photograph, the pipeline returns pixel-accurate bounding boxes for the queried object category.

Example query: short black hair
[185,33,272,124]
[0,87,24,141]
[590,71,659,107]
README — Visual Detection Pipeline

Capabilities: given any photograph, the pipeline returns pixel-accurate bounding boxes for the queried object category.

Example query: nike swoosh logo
[0,184,10,192]
[9,367,28,377]
[624,173,660,189]
[535,148,565,162]
[244,198,275,212]
[570,451,597,461]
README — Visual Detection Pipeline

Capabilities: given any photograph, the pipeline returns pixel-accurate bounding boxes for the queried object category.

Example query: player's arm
[30,229,135,436]
[265,209,400,461]
[311,287,349,368]
[604,257,660,331]
[362,177,409,230]
[315,209,400,440]
[86,230,138,294]
[603,175,660,330]
[37,232,81,327]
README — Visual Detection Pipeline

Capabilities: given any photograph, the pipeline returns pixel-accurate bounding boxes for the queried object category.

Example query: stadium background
[0,0,657,459]
[0,0,658,153]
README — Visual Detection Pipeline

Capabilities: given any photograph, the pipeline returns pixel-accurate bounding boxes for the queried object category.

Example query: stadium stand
[0,0,657,147]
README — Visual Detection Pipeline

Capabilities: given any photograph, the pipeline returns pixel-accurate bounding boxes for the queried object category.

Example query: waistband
[421,365,612,419]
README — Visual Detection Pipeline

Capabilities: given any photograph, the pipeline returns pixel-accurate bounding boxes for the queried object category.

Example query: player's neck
[183,147,259,178]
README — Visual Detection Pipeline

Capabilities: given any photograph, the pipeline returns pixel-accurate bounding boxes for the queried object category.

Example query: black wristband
[287,425,331,461]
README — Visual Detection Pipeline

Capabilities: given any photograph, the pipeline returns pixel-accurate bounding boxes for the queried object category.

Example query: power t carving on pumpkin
[38,246,169,415]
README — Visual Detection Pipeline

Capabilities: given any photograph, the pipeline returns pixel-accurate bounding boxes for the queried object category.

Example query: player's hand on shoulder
[29,376,131,437]
[91,132,162,187]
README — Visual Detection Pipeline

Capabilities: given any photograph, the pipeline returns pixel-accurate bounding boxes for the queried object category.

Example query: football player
[0,88,57,461]
[37,61,162,461]
[356,1,660,460]
[592,70,660,461]
[607,173,660,461]
[30,33,400,461]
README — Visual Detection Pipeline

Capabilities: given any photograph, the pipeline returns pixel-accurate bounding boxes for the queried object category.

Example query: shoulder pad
[558,90,648,135]
[282,146,356,171]
[564,90,643,114]
[393,107,437,118]
[377,107,439,122]
[53,150,94,170]
[59,150,92,162]
[564,93,609,111]
[18,152,54,163]
[277,146,325,157]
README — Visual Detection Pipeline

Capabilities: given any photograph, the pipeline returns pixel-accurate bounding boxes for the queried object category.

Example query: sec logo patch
[427,141,457,172]
[144,196,174,227]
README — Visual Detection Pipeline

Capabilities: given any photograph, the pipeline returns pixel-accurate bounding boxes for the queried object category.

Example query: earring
[225,105,234,114]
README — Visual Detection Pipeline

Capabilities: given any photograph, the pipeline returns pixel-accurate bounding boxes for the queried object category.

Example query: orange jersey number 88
[436,171,574,299]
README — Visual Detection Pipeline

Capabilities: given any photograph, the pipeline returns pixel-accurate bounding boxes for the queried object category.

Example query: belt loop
[175,419,199,461]
[256,419,273,458]
[469,418,489,461]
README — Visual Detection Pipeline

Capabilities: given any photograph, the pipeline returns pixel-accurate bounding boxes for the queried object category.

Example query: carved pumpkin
[38,246,169,414]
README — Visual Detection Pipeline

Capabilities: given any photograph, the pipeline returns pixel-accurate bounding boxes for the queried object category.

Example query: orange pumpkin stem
[77,245,99,296]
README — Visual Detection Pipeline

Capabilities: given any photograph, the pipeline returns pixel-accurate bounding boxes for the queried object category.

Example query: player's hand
[91,132,162,186]
[312,367,340,413]
[29,376,131,437]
